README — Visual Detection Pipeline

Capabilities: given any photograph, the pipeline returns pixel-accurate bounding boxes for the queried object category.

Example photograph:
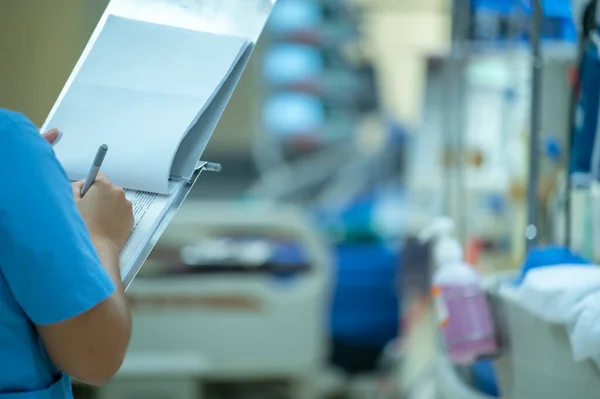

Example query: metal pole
[526,0,543,250]
[451,0,471,46]
[453,59,468,243]
[565,38,586,249]
[448,0,470,242]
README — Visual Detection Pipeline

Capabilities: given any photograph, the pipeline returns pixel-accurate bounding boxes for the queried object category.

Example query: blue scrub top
[0,109,115,398]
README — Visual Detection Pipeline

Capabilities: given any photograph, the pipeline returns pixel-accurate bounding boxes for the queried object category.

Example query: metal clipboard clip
[198,161,222,173]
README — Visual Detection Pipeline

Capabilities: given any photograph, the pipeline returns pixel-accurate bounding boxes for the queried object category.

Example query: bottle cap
[434,236,464,265]
[419,217,455,243]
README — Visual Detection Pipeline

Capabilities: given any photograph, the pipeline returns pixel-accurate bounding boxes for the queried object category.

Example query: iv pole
[446,0,470,242]
[526,0,543,251]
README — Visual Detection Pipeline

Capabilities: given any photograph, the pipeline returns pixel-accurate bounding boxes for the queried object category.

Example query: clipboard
[122,162,210,289]
[41,0,277,289]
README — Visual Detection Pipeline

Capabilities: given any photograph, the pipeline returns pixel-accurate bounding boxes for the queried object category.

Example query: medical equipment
[100,201,332,399]
[429,0,600,395]
[251,0,389,213]
[470,0,577,42]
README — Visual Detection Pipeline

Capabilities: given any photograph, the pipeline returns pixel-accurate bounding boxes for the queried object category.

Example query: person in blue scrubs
[0,109,134,398]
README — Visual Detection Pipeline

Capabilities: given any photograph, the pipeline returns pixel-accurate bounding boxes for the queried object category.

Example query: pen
[81,144,108,197]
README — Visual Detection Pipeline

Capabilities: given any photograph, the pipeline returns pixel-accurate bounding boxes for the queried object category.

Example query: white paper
[120,187,179,280]
[47,15,249,194]
[170,44,253,180]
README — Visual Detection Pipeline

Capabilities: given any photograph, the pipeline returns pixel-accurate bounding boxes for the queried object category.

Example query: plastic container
[330,242,399,346]
[470,0,527,41]
[514,245,590,286]
[436,353,495,399]
[471,360,500,397]
[423,219,498,365]
[329,242,400,374]
[471,0,577,42]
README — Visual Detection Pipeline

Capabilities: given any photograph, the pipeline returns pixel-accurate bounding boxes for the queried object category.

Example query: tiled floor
[399,306,437,399]
[72,305,440,399]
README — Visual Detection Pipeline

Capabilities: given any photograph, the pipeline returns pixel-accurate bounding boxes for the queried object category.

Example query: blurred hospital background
[2,0,600,398]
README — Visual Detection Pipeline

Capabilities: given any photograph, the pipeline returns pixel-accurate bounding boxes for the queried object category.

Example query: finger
[115,186,127,197]
[42,129,62,146]
[72,180,85,200]
[95,171,111,184]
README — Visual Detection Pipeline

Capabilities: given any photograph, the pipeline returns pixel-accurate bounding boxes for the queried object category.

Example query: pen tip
[100,144,108,152]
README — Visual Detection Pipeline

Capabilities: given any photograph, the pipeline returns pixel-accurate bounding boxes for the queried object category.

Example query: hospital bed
[99,201,332,399]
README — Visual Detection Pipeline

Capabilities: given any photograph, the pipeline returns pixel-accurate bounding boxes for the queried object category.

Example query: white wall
[362,9,451,125]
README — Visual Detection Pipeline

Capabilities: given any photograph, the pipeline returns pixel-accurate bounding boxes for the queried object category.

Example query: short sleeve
[0,110,115,325]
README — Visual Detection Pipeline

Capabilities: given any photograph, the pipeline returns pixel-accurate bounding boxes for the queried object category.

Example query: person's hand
[42,128,62,146]
[72,172,134,251]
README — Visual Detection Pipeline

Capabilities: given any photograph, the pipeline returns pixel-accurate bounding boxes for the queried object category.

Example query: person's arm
[36,237,131,387]
[37,175,134,385]
[0,112,133,386]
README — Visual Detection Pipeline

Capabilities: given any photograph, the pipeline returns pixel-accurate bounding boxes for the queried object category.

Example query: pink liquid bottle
[423,219,498,364]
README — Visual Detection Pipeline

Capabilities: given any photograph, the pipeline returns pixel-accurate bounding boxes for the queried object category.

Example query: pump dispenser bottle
[421,218,498,364]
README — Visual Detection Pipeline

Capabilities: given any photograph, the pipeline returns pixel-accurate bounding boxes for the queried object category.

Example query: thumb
[42,129,62,146]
